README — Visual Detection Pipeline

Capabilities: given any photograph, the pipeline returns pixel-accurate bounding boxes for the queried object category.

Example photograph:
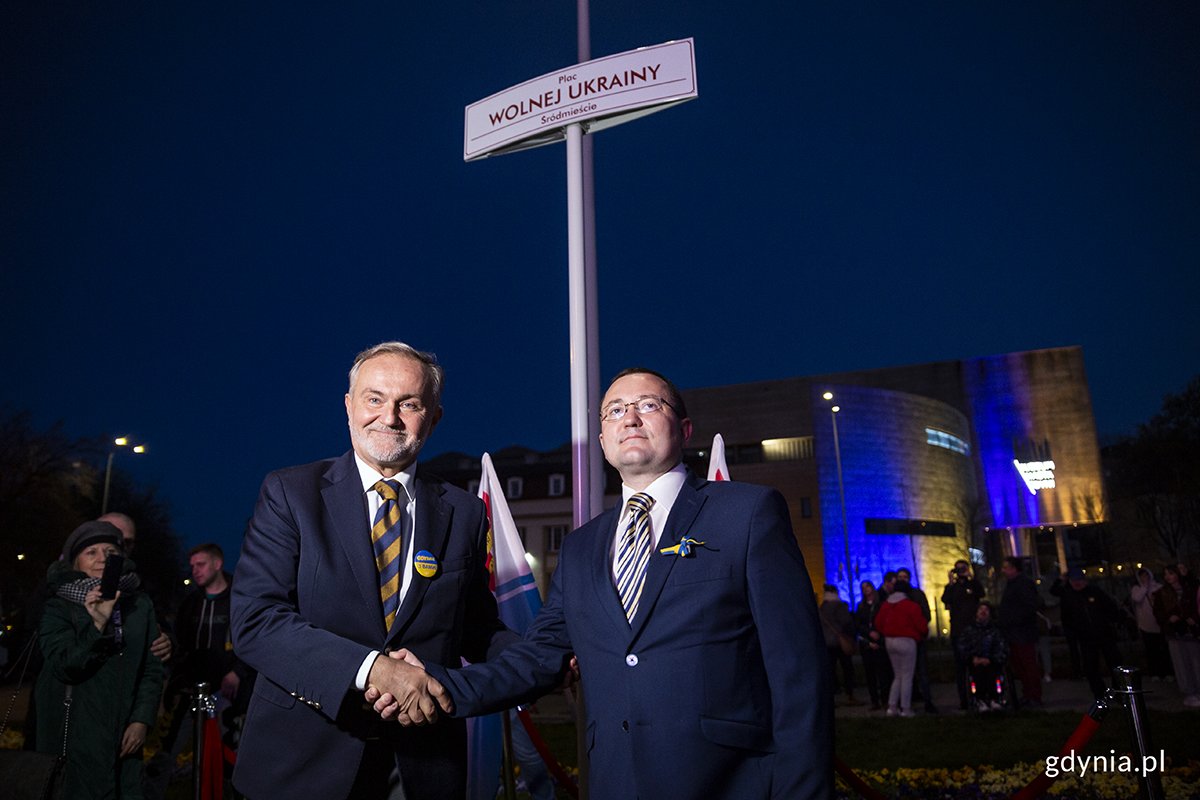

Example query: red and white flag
[707,433,730,481]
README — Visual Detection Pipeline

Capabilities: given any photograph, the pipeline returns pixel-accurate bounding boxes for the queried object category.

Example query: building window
[761,436,814,461]
[925,428,970,455]
[799,497,812,518]
[467,479,480,495]
[547,525,569,553]
[864,517,957,538]
[548,473,566,497]
[506,477,523,499]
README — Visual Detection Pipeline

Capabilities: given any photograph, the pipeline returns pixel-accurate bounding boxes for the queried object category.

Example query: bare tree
[1105,376,1200,562]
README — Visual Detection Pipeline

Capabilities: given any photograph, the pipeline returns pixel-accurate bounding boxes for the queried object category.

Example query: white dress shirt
[353,454,419,690]
[610,463,688,586]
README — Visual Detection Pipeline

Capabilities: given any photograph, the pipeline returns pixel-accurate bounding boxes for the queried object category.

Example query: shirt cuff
[356,650,381,691]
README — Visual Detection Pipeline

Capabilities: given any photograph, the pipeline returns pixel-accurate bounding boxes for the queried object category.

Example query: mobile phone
[100,553,125,599]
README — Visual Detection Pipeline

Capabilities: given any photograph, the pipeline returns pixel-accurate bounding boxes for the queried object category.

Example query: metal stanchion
[192,682,211,800]
[1111,667,1164,800]
[500,710,516,800]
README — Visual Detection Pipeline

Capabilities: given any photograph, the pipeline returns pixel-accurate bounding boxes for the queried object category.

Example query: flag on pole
[466,453,545,800]
[480,453,542,631]
[707,433,730,481]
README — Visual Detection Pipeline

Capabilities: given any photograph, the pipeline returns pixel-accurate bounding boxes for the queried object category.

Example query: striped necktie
[372,479,405,632]
[615,493,654,622]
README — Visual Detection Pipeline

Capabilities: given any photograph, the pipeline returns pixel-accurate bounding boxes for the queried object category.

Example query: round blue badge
[414,550,439,578]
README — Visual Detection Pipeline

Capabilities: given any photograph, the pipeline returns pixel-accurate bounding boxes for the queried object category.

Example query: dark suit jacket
[230,451,514,800]
[427,473,833,800]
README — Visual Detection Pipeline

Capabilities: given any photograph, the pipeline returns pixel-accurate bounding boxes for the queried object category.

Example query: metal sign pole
[567,120,589,532]
[192,682,210,800]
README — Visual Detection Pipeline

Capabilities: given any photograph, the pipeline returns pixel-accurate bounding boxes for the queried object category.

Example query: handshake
[363,649,452,726]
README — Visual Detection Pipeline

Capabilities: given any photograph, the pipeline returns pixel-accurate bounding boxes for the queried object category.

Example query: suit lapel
[322,453,386,638]
[584,507,632,636]
[629,474,707,642]
[387,477,452,641]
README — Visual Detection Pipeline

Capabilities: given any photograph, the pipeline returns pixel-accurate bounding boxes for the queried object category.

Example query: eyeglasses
[600,396,675,422]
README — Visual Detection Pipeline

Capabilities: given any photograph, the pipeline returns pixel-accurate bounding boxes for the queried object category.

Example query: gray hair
[348,342,445,407]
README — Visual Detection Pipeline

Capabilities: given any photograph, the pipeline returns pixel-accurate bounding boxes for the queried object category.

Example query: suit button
[314,702,322,710]
[625,654,639,667]
[621,721,629,731]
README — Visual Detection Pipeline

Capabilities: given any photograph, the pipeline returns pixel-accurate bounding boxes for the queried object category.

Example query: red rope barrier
[1010,712,1104,800]
[835,697,1112,800]
[516,708,579,799]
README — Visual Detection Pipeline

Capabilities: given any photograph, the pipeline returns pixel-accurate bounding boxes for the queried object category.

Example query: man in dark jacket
[1051,567,1123,699]
[151,542,254,794]
[819,584,858,705]
[943,560,986,710]
[997,557,1043,707]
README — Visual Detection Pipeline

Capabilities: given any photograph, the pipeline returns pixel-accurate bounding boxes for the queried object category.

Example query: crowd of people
[21,513,254,799]
[819,556,1200,716]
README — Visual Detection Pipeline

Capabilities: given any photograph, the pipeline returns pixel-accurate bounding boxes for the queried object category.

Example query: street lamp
[102,436,147,514]
[824,392,855,610]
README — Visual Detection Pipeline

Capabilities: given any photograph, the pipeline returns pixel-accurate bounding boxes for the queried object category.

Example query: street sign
[464,38,697,161]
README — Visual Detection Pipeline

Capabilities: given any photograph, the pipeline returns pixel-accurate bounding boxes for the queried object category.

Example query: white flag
[707,433,730,481]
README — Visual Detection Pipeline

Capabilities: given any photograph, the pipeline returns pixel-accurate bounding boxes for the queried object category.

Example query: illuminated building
[682,345,1105,610]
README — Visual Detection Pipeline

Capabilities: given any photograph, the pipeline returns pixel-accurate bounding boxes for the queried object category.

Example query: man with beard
[231,342,515,800]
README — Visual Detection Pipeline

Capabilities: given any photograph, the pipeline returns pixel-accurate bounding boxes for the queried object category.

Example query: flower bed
[836,762,1200,800]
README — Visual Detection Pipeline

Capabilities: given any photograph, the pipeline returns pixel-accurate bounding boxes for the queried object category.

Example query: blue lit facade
[814,384,978,605]
[682,346,1105,610]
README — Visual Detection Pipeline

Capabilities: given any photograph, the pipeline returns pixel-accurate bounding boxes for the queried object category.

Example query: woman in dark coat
[35,520,163,799]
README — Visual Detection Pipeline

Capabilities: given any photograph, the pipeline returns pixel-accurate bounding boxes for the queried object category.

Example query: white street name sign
[464,38,697,161]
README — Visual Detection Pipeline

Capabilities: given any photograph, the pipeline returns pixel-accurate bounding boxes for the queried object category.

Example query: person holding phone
[34,519,164,799]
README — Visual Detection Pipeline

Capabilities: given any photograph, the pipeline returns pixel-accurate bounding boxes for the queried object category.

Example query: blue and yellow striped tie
[372,479,405,632]
[615,493,654,622]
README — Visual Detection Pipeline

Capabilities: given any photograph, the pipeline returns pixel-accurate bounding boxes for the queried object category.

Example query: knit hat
[1066,567,1085,581]
[62,520,123,562]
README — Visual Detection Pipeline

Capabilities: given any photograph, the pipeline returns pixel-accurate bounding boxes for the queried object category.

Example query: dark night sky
[3,3,1197,565]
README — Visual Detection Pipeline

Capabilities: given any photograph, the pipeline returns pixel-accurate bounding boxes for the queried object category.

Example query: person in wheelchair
[957,602,1009,712]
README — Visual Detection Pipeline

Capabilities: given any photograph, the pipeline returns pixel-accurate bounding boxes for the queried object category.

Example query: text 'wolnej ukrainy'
[486,64,662,126]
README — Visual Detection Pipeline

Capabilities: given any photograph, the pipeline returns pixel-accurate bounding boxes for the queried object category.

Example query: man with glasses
[373,367,832,800]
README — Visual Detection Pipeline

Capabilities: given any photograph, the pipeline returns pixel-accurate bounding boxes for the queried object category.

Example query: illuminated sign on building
[1013,459,1056,494]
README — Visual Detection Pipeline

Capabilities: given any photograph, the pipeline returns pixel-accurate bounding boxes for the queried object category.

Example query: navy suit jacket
[231,451,514,800]
[427,473,833,800]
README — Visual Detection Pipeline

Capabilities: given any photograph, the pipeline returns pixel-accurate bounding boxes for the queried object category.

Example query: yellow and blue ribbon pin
[659,536,706,557]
